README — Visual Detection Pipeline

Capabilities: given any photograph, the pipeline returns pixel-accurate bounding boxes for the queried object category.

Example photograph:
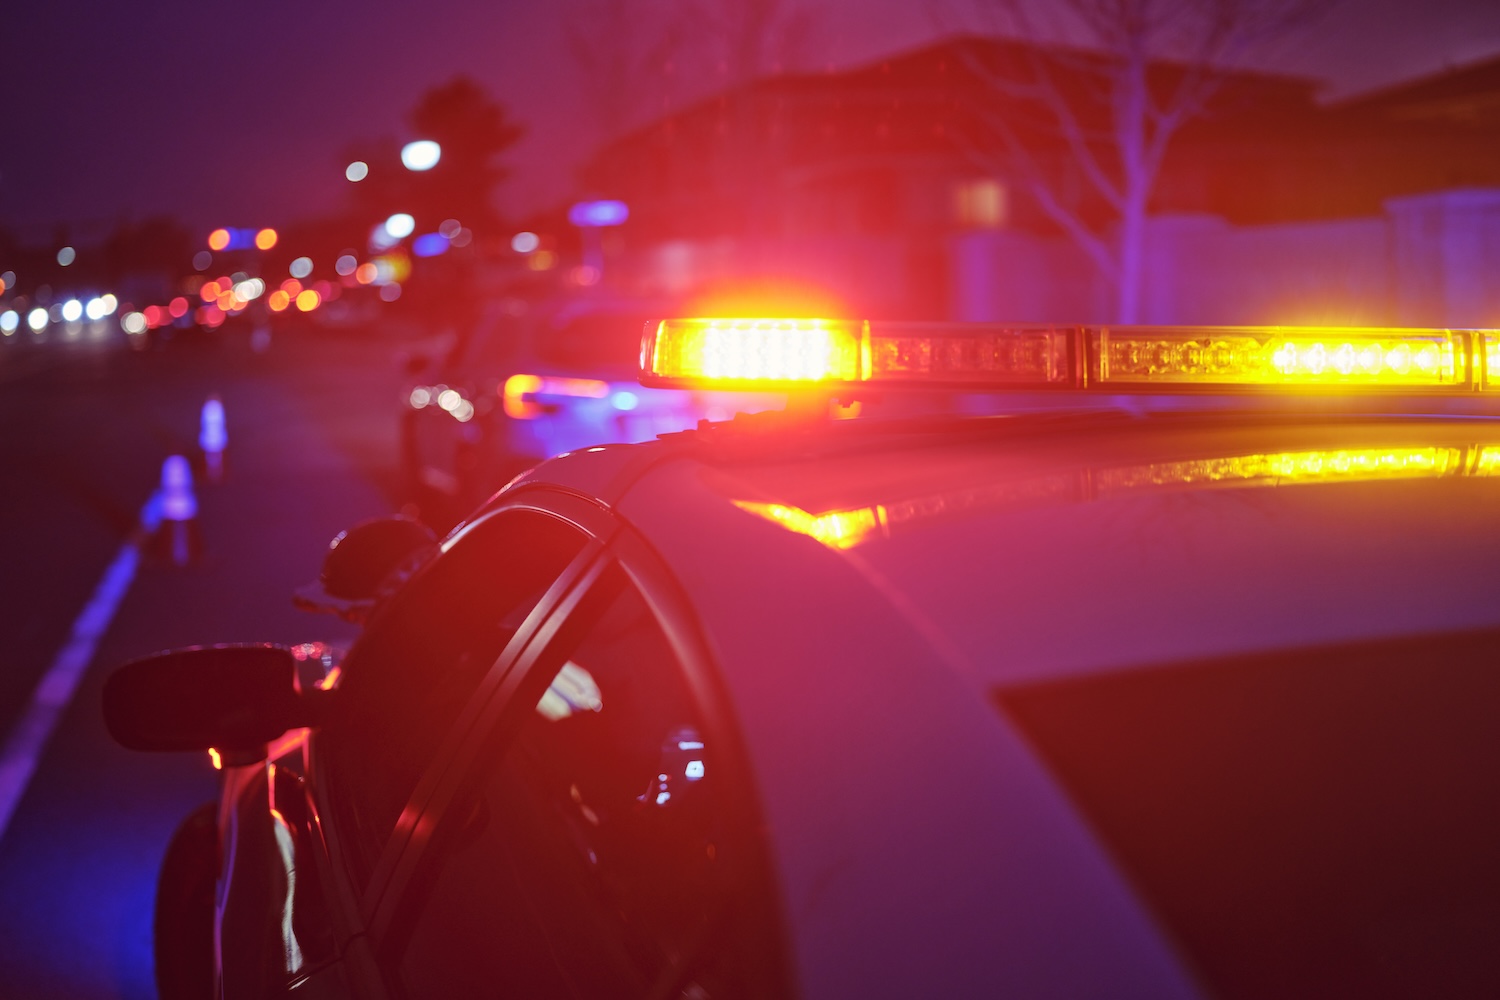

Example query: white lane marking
[0,494,162,844]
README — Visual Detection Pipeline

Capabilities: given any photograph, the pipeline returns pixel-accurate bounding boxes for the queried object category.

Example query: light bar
[641,319,1499,393]
[502,373,609,419]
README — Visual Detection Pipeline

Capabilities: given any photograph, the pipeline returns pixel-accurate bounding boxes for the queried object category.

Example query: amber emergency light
[641,319,1500,394]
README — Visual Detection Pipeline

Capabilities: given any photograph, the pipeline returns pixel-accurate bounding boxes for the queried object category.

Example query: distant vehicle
[107,317,1500,999]
[400,296,779,526]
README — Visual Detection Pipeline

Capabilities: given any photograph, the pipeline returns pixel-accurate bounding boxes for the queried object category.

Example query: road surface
[0,322,412,998]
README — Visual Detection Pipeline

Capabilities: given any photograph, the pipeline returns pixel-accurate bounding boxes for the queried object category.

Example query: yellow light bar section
[1482,333,1500,393]
[645,318,865,384]
[1091,326,1464,388]
[866,324,1072,384]
[643,318,1073,387]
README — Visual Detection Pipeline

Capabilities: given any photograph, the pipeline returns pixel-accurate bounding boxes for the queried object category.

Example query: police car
[106,318,1500,999]
[400,296,778,526]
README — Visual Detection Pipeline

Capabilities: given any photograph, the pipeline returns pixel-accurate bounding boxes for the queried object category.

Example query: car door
[217,501,608,998]
[359,518,792,999]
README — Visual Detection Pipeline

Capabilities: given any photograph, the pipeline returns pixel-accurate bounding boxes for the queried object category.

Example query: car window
[994,627,1500,1000]
[320,509,590,889]
[385,562,780,999]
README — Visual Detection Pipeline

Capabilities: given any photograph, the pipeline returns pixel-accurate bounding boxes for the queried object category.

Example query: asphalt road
[0,322,413,998]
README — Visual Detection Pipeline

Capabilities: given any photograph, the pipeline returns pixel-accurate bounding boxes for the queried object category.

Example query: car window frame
[306,492,617,940]
[360,497,795,997]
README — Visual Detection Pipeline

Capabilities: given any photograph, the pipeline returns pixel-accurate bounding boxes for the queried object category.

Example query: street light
[400,140,441,172]
[384,213,416,240]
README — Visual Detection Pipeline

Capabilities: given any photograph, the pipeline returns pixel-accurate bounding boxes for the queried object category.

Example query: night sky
[6,0,1500,245]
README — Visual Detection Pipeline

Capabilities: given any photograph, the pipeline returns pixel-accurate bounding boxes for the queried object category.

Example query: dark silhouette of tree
[345,77,523,238]
[409,76,525,234]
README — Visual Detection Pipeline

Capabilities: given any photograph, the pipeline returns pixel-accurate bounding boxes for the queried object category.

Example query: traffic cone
[250,322,272,354]
[158,454,200,567]
[199,394,227,483]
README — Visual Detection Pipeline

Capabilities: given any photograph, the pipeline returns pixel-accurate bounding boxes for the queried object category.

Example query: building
[576,36,1500,326]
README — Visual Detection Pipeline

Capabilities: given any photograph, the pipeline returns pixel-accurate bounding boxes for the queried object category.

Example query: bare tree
[945,0,1325,322]
[682,0,824,86]
[566,0,822,137]
[566,0,691,139]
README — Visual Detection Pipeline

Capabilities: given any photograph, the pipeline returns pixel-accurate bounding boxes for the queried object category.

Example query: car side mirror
[293,515,437,622]
[102,644,323,758]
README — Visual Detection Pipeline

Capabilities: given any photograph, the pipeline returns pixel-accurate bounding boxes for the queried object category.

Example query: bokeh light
[401,140,441,171]
[207,228,231,251]
[61,299,83,322]
[268,290,290,312]
[255,228,278,250]
[346,161,369,182]
[57,246,76,266]
[439,219,462,238]
[335,254,357,276]
[379,283,402,302]
[289,256,313,279]
[295,289,321,311]
[121,312,147,335]
[169,297,188,318]
[85,297,108,320]
[412,233,448,257]
[449,228,473,248]
[354,263,377,285]
[383,213,416,240]
[27,308,48,331]
[0,311,17,334]
[511,231,540,254]
[234,278,265,300]
[193,251,213,271]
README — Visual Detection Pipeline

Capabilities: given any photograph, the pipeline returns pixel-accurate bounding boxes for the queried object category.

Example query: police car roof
[522,406,1500,682]
[497,403,1500,998]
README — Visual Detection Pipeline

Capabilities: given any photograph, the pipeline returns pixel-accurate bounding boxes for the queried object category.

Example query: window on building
[953,178,1008,229]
